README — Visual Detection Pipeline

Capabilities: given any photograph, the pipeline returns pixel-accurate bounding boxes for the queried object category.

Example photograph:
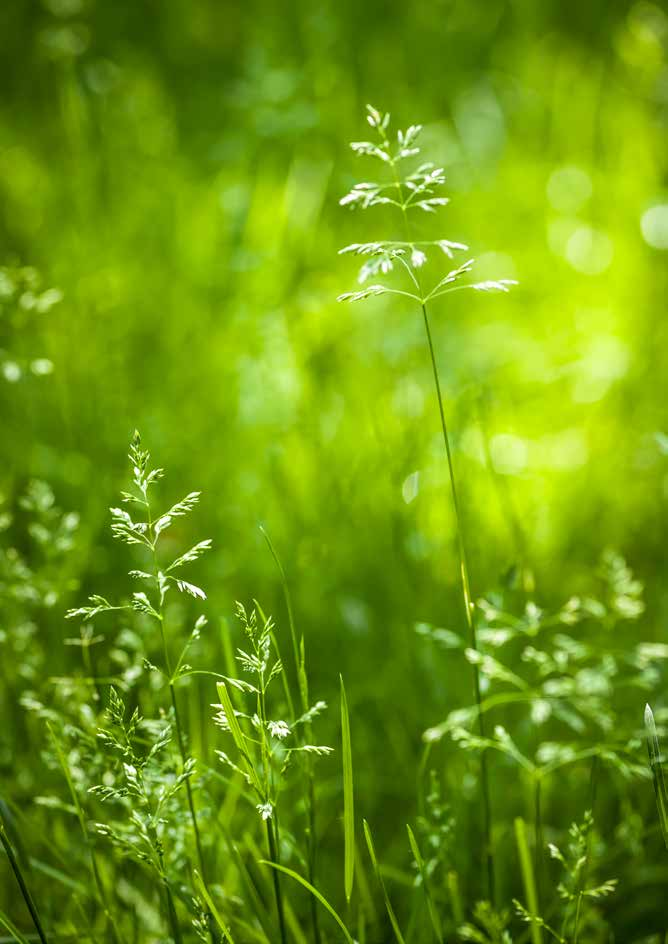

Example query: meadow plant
[65,431,216,939]
[213,601,332,943]
[339,103,517,897]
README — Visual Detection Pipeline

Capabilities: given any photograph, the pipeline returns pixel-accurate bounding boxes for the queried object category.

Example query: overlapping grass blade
[363,819,407,944]
[406,824,443,943]
[645,703,668,849]
[514,817,542,944]
[0,909,30,944]
[193,869,236,943]
[258,861,355,944]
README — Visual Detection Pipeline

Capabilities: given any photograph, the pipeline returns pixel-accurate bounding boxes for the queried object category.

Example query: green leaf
[514,817,542,944]
[216,681,247,755]
[259,861,355,944]
[193,869,236,943]
[644,703,668,849]
[363,819,407,944]
[406,824,443,943]
[0,908,30,944]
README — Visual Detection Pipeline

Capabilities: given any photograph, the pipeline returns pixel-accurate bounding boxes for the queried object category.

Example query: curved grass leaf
[258,861,355,944]
[406,824,443,943]
[193,869,236,944]
[363,819,406,944]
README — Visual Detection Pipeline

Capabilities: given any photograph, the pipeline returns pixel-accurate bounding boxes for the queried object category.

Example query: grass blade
[216,680,259,791]
[259,525,307,708]
[193,870,236,944]
[363,819,407,944]
[0,909,30,944]
[340,675,355,904]
[0,819,49,944]
[406,824,443,943]
[446,871,464,926]
[258,861,355,944]
[645,703,668,849]
[514,817,542,944]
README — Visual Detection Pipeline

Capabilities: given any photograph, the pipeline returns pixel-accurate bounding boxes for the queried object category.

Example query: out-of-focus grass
[1,0,668,936]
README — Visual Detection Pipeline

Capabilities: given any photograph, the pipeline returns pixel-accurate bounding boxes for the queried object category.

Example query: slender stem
[420,297,494,900]
[159,853,183,944]
[261,526,321,944]
[267,819,288,944]
[572,893,584,944]
[169,681,207,872]
[259,677,287,944]
[534,776,543,914]
[146,501,215,944]
[0,822,49,944]
[572,757,599,943]
[379,131,495,899]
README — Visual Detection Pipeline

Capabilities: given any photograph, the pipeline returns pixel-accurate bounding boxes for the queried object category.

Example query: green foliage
[1,10,668,936]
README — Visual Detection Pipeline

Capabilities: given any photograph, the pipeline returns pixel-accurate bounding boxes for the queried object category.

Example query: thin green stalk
[0,821,49,944]
[260,526,320,944]
[379,127,495,899]
[265,820,287,944]
[159,858,183,944]
[419,296,493,898]
[256,658,288,944]
[340,676,355,905]
[363,819,407,944]
[145,498,214,944]
[534,776,543,917]
[406,824,443,943]
[571,761,599,944]
[47,723,122,944]
[515,817,542,944]
[0,906,30,944]
[193,869,236,944]
[572,893,584,944]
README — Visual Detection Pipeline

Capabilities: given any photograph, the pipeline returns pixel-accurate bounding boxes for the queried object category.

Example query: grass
[340,675,355,907]
[1,90,667,944]
[0,817,49,944]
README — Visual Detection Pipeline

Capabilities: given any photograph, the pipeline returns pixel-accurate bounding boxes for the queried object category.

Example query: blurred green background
[1,0,668,927]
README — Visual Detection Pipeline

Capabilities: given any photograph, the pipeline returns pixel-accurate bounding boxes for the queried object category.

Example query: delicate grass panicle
[339,102,517,897]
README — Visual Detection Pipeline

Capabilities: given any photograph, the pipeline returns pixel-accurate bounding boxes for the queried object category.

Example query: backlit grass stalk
[338,105,517,899]
[144,482,212,930]
[379,117,494,901]
[257,669,288,944]
[65,433,217,943]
